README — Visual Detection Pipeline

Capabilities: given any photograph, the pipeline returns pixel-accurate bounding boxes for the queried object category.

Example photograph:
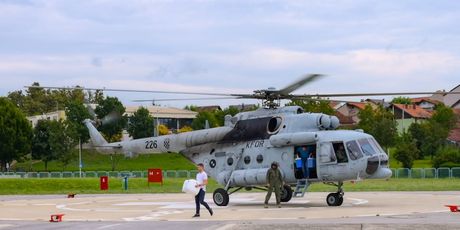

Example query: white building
[26,110,66,128]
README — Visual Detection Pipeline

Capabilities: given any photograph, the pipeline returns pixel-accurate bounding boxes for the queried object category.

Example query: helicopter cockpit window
[333,142,348,163]
[369,138,384,154]
[358,138,377,156]
[319,142,336,163]
[267,117,282,134]
[346,140,363,160]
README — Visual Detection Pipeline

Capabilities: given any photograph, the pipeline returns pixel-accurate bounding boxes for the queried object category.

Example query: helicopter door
[318,142,349,181]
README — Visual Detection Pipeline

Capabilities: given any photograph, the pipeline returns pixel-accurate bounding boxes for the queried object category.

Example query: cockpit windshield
[357,138,377,156]
[369,138,385,153]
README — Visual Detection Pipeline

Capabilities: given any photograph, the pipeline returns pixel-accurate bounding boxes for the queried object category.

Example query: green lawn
[13,150,196,172]
[0,178,459,195]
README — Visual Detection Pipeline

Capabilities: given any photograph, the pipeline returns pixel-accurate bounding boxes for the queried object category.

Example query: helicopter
[28,74,460,207]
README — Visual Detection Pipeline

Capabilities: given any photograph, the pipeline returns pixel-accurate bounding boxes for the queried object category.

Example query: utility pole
[79,138,82,178]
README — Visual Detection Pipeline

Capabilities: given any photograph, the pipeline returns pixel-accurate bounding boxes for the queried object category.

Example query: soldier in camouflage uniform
[264,161,284,208]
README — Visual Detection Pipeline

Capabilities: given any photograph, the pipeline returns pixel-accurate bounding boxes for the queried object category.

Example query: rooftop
[392,103,432,119]
[125,106,197,119]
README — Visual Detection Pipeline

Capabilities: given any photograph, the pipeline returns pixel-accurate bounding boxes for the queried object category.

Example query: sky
[0,0,459,108]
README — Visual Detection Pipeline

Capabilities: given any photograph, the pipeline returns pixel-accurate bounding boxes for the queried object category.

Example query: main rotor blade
[24,85,237,97]
[293,91,460,98]
[132,96,244,102]
[278,74,324,95]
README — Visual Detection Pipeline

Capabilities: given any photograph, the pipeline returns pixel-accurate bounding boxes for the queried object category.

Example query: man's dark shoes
[208,208,213,216]
[193,214,200,218]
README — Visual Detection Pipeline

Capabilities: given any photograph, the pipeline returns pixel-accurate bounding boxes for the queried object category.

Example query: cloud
[0,1,459,108]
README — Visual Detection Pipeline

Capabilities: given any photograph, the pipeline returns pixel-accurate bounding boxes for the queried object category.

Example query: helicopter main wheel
[213,188,229,206]
[326,193,343,206]
[280,185,293,202]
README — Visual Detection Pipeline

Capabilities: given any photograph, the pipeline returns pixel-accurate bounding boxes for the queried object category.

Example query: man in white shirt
[193,163,213,217]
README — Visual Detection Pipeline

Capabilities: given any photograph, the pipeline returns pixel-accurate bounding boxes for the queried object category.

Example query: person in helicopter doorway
[193,163,213,218]
[264,162,284,208]
[297,146,314,178]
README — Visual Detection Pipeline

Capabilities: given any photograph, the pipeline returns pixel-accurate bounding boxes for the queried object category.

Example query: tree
[391,97,412,105]
[191,111,219,130]
[393,132,419,168]
[214,107,240,126]
[94,96,127,142]
[31,120,75,171]
[127,107,154,139]
[432,146,460,168]
[65,101,92,144]
[0,97,32,171]
[286,100,335,115]
[408,104,457,159]
[358,105,397,149]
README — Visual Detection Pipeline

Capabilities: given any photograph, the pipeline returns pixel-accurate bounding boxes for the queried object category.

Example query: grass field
[13,149,436,173]
[0,178,459,195]
[13,151,196,172]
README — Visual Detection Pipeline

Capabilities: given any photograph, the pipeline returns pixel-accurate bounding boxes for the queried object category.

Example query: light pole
[79,138,82,178]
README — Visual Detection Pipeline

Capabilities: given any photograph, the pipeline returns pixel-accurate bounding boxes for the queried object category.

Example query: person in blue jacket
[297,146,314,178]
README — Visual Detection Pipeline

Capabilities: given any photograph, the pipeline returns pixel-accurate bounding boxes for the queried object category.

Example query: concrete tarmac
[0,192,459,229]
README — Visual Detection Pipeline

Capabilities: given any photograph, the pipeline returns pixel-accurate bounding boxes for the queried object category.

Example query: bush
[393,133,419,169]
[432,146,460,168]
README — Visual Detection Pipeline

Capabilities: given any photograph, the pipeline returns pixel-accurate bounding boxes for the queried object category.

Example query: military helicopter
[28,74,458,207]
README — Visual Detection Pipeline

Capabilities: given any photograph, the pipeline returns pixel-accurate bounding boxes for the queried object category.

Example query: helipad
[0,192,459,229]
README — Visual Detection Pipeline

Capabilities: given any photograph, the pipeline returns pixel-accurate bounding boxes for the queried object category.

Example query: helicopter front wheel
[213,188,229,206]
[326,193,343,206]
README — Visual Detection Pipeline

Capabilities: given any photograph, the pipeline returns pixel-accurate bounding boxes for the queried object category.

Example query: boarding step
[293,179,310,198]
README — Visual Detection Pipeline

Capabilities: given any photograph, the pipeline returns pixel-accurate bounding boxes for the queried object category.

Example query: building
[336,102,375,124]
[410,97,440,110]
[431,84,460,109]
[229,104,258,111]
[391,103,433,133]
[27,110,66,128]
[125,106,197,131]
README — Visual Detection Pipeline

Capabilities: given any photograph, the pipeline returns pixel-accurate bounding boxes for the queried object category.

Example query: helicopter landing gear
[213,188,229,206]
[325,181,344,206]
[280,185,293,203]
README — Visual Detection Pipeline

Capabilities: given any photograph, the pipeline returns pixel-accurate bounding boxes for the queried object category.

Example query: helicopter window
[333,142,348,163]
[244,156,251,164]
[227,157,234,166]
[267,117,282,133]
[358,139,377,156]
[319,143,336,163]
[346,140,363,160]
[369,138,384,153]
[256,154,264,163]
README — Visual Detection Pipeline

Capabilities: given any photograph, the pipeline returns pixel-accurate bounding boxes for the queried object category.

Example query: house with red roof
[390,103,433,133]
[335,101,376,125]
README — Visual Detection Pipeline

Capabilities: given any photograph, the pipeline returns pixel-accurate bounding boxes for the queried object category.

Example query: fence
[0,170,199,179]
[1,168,460,179]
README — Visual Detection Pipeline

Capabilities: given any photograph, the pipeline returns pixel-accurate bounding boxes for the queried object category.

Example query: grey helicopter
[28,74,458,207]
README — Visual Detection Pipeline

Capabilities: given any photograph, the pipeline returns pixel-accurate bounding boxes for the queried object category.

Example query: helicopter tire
[326,193,343,206]
[213,188,229,206]
[280,185,293,202]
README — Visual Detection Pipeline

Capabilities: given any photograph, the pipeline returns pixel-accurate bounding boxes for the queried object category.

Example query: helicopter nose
[367,167,392,179]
